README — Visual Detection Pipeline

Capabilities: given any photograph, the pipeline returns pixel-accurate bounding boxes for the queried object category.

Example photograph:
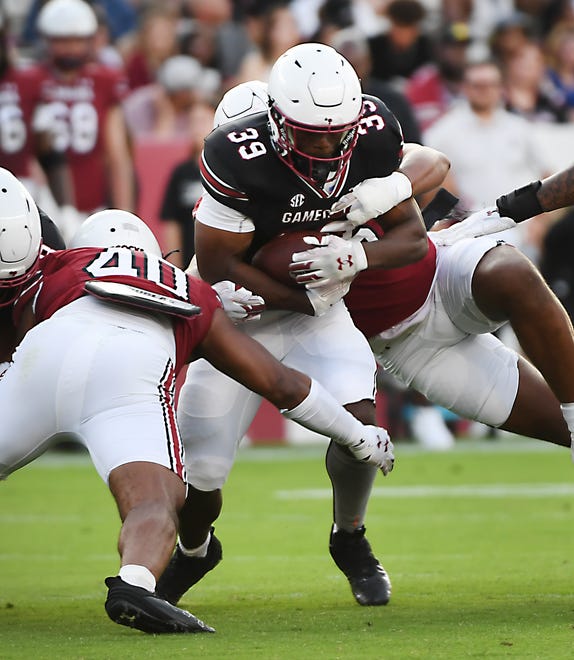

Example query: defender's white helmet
[0,168,42,305]
[213,80,269,128]
[70,210,162,257]
[37,0,98,38]
[267,43,363,189]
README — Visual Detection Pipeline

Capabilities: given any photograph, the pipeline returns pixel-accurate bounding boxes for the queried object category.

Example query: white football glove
[305,278,351,317]
[212,280,265,322]
[290,234,368,288]
[322,172,413,235]
[346,426,395,475]
[430,207,517,246]
[0,361,11,379]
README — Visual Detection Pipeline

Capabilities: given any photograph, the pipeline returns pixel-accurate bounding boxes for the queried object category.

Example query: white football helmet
[0,168,42,305]
[213,80,269,128]
[69,209,162,257]
[267,43,363,189]
[37,0,97,38]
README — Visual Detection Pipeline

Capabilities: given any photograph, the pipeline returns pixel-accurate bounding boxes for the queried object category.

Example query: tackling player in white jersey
[0,171,394,634]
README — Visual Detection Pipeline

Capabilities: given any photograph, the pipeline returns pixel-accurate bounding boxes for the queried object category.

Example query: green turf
[1,438,573,659]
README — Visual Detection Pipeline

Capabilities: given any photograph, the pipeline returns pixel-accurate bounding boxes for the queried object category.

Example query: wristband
[496,181,543,223]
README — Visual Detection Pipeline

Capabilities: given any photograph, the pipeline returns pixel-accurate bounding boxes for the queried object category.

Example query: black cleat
[156,528,223,605]
[329,525,391,606]
[104,576,215,634]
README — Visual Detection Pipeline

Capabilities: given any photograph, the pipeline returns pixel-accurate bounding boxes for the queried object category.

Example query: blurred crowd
[4,0,574,447]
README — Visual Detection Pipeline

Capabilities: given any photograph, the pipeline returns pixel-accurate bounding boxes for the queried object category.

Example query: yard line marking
[275,483,574,500]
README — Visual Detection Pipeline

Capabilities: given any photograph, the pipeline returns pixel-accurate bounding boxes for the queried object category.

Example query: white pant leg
[0,297,185,483]
[179,302,377,490]
[371,237,519,426]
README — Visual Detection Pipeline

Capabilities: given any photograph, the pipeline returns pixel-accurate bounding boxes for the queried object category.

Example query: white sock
[179,531,211,558]
[119,564,156,593]
[560,402,574,461]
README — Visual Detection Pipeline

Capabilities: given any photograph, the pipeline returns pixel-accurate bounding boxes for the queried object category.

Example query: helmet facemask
[269,107,360,189]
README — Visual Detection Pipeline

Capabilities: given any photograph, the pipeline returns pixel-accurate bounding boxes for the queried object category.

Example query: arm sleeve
[194,191,255,233]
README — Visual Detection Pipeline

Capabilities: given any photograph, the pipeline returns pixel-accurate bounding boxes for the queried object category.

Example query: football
[251,230,324,287]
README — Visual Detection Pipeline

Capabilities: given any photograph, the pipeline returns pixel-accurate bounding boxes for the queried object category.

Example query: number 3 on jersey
[226,127,266,160]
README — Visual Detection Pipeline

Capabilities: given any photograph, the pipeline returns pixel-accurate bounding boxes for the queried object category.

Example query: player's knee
[473,246,546,317]
[186,456,233,491]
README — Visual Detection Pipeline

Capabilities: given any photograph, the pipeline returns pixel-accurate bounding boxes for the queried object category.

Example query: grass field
[1,438,573,659]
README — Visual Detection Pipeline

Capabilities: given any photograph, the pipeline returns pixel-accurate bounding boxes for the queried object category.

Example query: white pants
[179,301,377,490]
[0,297,185,483]
[370,236,519,426]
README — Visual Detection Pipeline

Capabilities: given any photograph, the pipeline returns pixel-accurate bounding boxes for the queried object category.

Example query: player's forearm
[496,166,574,222]
[363,199,428,269]
[401,144,450,197]
[538,167,574,211]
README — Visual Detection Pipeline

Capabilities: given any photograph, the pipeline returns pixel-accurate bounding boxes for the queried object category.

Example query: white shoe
[410,406,455,451]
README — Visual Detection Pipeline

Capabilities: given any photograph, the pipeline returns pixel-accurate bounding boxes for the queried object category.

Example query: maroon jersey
[36,63,129,212]
[346,224,437,338]
[16,247,221,373]
[0,64,45,177]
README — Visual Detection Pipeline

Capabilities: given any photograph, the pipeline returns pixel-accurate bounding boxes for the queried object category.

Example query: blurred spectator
[180,0,252,84]
[329,26,422,143]
[20,0,138,49]
[92,4,124,69]
[489,11,534,66]
[123,54,214,142]
[424,59,552,214]
[503,41,569,122]
[311,0,354,45]
[545,21,574,119]
[404,21,472,131]
[33,0,135,240]
[290,0,386,41]
[368,0,434,86]
[441,0,517,59]
[123,6,178,90]
[235,1,301,84]
[158,102,214,269]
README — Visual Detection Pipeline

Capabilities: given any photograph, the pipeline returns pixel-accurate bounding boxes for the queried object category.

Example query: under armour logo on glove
[336,255,354,270]
[347,426,395,475]
[290,234,368,287]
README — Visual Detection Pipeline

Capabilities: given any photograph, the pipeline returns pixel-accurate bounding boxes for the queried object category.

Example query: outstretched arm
[196,308,394,473]
[496,165,574,222]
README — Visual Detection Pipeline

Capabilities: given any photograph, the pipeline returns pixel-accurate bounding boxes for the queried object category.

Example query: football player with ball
[156,44,450,609]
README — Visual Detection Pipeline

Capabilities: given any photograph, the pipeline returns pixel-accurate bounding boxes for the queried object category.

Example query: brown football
[251,230,324,287]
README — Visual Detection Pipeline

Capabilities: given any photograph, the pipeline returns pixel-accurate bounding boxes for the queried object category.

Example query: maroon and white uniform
[35,63,128,212]
[0,64,45,179]
[350,227,520,427]
[0,246,220,483]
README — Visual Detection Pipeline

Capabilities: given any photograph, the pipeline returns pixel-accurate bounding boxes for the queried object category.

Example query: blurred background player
[0,10,75,219]
[32,0,135,241]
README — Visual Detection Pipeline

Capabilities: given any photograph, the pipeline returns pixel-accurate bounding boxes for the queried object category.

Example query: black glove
[496,181,543,223]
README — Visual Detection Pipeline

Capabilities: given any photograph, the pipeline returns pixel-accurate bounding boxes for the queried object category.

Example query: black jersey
[199,95,404,259]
